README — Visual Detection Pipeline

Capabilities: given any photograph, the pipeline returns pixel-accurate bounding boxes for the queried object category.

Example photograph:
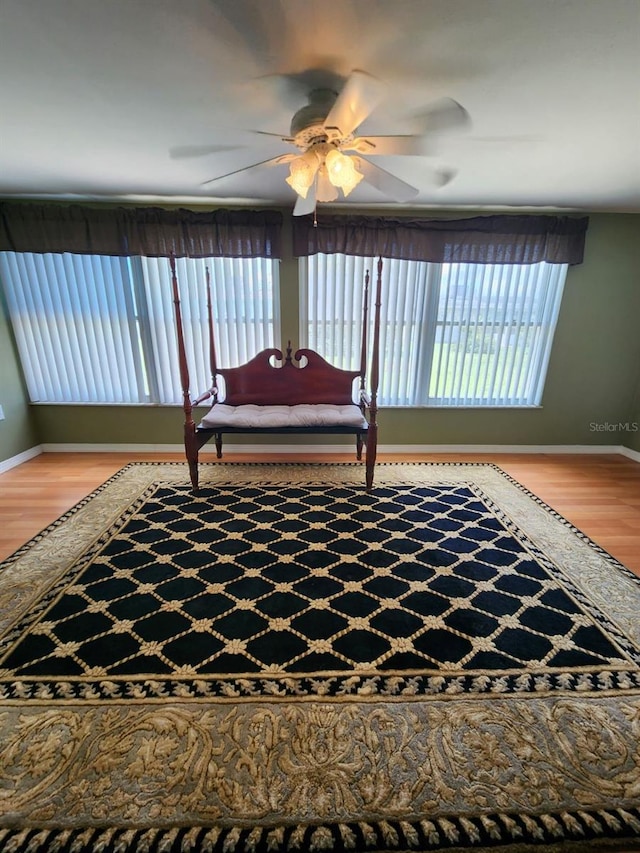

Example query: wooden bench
[171,256,382,491]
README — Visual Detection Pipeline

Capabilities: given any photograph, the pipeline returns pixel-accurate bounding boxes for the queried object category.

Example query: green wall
[0,286,38,462]
[532,212,640,446]
[624,372,640,454]
[2,210,639,459]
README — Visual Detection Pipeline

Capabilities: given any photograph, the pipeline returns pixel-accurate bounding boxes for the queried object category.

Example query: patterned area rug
[0,462,639,852]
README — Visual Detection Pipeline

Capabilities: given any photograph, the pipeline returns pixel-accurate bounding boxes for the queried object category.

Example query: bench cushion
[200,403,367,430]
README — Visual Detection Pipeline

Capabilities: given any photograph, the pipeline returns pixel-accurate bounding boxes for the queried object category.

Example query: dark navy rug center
[1,484,632,683]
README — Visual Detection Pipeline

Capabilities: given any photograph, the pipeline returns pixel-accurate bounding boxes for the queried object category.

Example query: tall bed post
[205,267,224,459]
[356,269,370,461]
[206,266,218,387]
[359,269,370,394]
[170,254,200,491]
[365,257,383,491]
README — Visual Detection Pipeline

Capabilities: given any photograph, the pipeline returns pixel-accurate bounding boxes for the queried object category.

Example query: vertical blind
[138,256,279,404]
[301,254,438,406]
[0,252,279,404]
[0,253,146,403]
[302,254,568,407]
[429,262,566,406]
[2,245,565,408]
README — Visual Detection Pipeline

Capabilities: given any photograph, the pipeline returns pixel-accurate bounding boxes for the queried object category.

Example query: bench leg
[215,433,223,459]
[184,422,199,492]
[188,458,199,492]
[365,424,377,492]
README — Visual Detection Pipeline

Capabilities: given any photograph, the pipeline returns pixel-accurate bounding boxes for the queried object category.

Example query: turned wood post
[365,257,383,491]
[206,266,218,386]
[170,253,199,491]
[359,269,370,399]
[356,269,370,461]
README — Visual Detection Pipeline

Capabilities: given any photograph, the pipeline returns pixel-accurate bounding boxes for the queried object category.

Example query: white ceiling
[1,0,639,213]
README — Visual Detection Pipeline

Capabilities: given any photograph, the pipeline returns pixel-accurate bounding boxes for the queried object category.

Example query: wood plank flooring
[1,452,639,576]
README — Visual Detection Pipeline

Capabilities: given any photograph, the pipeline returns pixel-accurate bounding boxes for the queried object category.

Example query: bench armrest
[193,386,219,407]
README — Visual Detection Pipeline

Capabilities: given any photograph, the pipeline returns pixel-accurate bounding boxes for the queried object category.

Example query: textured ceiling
[0,0,639,212]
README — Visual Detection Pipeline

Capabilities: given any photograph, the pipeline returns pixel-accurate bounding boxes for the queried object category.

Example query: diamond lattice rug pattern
[0,462,639,852]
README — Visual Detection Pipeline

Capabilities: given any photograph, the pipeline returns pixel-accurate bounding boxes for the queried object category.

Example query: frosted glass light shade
[286,151,319,198]
[285,145,364,201]
[316,168,339,202]
[325,149,364,197]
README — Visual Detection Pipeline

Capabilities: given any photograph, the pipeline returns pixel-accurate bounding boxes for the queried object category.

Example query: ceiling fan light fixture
[325,148,363,197]
[315,167,340,203]
[286,143,364,203]
[285,150,319,198]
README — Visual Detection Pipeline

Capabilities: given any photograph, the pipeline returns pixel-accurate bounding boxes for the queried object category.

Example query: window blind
[302,254,567,407]
[0,253,146,403]
[0,252,279,405]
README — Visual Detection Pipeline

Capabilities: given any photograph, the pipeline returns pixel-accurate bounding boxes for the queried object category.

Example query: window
[0,252,279,404]
[301,254,567,407]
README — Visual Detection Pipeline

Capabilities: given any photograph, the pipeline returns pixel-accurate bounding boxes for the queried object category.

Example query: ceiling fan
[176,70,470,216]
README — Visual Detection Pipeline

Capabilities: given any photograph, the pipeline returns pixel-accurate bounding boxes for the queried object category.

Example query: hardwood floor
[1,451,639,576]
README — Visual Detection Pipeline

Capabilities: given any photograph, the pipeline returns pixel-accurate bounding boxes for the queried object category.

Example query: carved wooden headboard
[217,344,361,407]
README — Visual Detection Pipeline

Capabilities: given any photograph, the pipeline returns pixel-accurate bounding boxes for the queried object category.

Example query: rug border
[1,806,639,853]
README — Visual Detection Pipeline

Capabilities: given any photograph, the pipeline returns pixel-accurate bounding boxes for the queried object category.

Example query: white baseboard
[621,446,640,463]
[38,442,634,457]
[379,444,627,454]
[0,445,43,474]
[41,443,190,453]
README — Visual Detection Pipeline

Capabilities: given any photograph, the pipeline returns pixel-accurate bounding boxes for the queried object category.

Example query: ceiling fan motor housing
[290,88,339,147]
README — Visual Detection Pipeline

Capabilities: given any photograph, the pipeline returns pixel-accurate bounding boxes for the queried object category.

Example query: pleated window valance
[292,214,589,265]
[0,204,283,259]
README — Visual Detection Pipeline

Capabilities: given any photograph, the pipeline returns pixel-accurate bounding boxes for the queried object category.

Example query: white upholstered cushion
[200,403,367,430]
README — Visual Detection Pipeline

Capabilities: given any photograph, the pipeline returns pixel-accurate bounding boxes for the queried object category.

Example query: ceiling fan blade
[252,130,295,143]
[170,144,243,160]
[416,97,471,135]
[323,70,386,137]
[468,134,542,143]
[345,135,428,156]
[253,69,348,110]
[293,183,317,217]
[430,166,457,187]
[200,155,295,186]
[354,157,419,203]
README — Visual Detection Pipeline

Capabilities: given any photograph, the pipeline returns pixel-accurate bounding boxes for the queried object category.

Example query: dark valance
[0,204,283,259]
[292,214,589,265]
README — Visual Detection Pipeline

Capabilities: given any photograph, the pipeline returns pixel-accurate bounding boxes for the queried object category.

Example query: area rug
[0,462,639,853]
